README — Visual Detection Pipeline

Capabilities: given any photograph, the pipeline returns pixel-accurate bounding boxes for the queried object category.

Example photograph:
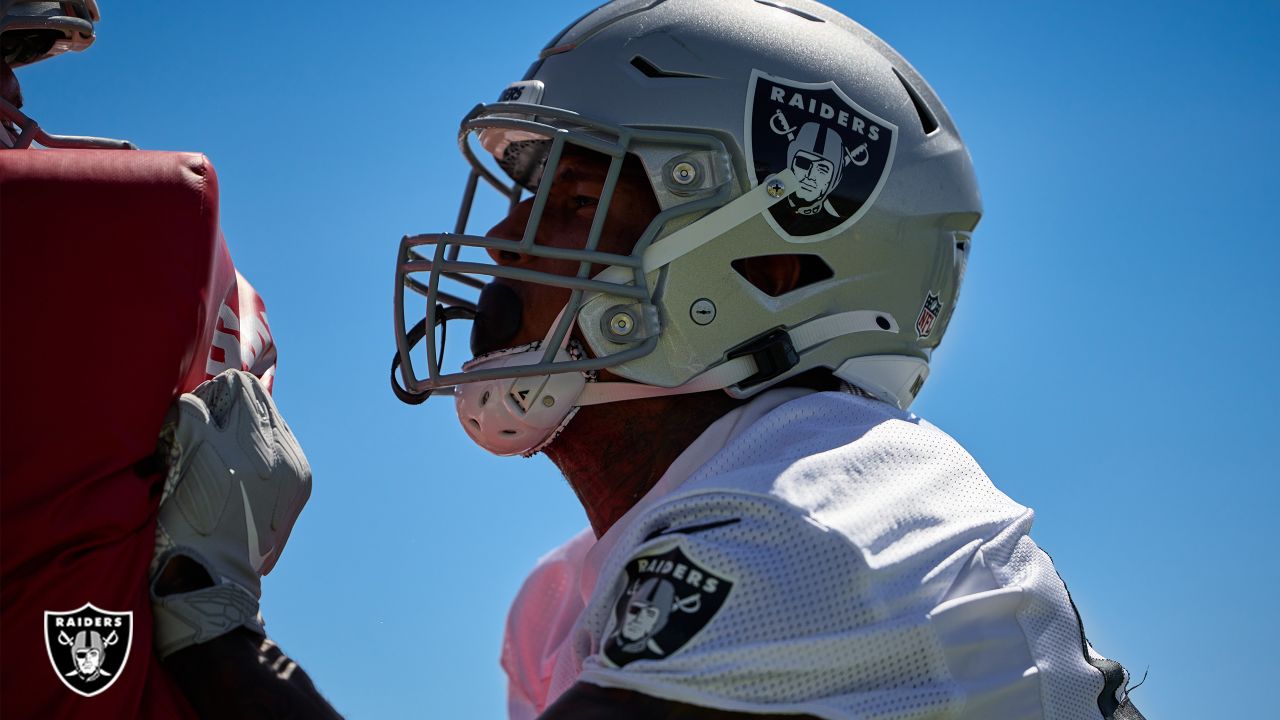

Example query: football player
[391,1,1148,718]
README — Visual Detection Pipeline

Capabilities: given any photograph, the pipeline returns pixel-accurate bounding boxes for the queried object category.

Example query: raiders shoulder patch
[745,69,897,242]
[602,543,733,667]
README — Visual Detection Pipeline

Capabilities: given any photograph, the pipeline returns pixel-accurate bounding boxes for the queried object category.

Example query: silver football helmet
[394,0,980,456]
[1,0,134,149]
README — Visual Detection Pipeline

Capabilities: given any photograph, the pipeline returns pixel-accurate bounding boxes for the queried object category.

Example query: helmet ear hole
[731,254,834,297]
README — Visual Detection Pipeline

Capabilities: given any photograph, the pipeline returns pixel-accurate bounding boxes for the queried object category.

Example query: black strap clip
[725,328,798,390]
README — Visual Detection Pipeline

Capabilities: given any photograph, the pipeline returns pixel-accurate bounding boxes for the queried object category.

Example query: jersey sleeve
[501,528,596,720]
[576,491,965,719]
[578,489,1145,720]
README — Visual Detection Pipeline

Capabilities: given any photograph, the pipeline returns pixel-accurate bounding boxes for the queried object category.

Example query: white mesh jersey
[502,390,1143,720]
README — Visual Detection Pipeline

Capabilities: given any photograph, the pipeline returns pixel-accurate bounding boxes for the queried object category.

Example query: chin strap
[576,308,902,406]
[391,304,476,405]
[570,169,927,410]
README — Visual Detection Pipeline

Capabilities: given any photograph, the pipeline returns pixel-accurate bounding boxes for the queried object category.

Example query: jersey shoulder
[502,527,596,719]
[670,391,1028,558]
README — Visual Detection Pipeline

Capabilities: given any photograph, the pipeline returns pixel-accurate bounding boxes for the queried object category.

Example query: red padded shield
[1,149,277,718]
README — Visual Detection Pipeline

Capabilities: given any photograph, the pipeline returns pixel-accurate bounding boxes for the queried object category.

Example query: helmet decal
[915,291,943,339]
[745,69,898,242]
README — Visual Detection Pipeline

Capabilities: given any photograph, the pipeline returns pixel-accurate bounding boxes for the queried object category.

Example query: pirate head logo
[745,70,897,241]
[915,291,942,339]
[603,544,732,667]
[44,603,132,697]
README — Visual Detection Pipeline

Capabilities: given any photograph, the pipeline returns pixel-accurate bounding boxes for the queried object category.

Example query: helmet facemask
[392,100,822,455]
[392,99,738,405]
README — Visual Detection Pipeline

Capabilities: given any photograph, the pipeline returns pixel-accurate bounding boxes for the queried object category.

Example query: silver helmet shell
[395,0,980,414]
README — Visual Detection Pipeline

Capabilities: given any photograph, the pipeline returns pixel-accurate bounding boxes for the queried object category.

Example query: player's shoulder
[663,390,1026,537]
[502,527,596,695]
[510,526,595,604]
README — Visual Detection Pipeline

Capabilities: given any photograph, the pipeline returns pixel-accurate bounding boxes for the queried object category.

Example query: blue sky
[18,1,1279,717]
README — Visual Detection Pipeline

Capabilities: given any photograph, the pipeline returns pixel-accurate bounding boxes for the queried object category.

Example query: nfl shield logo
[916,292,942,339]
[44,603,133,697]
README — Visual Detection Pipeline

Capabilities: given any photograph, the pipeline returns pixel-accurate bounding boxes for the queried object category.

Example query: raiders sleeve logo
[744,69,898,242]
[44,603,133,697]
[601,544,733,668]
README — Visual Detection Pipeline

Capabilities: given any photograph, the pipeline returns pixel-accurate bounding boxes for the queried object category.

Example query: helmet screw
[542,395,556,407]
[766,178,786,198]
[609,311,635,336]
[671,161,697,186]
[690,298,716,325]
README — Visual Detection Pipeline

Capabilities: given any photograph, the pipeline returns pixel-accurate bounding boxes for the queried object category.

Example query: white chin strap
[453,169,922,457]
[454,307,909,457]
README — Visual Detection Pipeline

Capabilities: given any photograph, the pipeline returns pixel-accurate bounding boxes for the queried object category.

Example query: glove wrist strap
[151,550,263,659]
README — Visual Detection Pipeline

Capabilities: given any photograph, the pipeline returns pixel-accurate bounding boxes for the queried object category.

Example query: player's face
[622,602,662,640]
[474,148,661,359]
[791,150,835,202]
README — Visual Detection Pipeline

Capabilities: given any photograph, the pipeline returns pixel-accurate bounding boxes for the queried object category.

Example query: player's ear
[732,254,803,297]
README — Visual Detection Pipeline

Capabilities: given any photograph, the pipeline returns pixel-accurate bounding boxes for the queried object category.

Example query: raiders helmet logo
[745,69,897,241]
[602,544,732,667]
[44,603,133,697]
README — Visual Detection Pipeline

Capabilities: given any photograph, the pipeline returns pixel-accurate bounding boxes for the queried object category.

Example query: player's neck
[545,391,742,537]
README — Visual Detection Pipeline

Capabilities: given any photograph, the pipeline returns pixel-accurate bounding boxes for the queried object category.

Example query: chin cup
[454,343,589,457]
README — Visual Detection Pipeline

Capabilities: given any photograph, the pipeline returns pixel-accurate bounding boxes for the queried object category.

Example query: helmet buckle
[726,328,798,390]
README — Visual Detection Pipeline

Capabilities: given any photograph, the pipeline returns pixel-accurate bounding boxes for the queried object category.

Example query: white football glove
[150,369,312,658]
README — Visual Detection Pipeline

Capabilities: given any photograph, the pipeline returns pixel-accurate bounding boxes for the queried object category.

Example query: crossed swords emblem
[672,593,702,613]
[770,109,869,167]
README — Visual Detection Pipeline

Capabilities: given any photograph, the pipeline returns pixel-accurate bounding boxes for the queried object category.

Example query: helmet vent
[892,68,939,136]
[629,55,713,79]
[731,254,834,297]
[753,0,825,23]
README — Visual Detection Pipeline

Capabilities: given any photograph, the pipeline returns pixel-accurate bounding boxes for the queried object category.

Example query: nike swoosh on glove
[150,369,312,659]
